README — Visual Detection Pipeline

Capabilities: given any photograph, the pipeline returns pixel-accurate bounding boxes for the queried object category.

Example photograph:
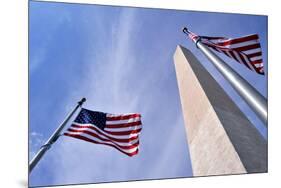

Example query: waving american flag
[186,30,264,75]
[64,108,142,156]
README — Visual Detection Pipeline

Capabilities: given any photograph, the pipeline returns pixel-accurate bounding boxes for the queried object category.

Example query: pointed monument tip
[177,44,184,49]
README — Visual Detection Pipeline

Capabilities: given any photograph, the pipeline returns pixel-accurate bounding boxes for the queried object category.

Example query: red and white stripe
[188,32,264,75]
[64,113,142,157]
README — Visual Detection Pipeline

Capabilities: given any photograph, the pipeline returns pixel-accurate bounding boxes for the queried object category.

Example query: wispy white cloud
[49,8,145,184]
[29,131,44,159]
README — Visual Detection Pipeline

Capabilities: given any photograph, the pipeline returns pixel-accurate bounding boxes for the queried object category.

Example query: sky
[29,1,268,187]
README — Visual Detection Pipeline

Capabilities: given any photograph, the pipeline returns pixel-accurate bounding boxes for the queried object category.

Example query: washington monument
[173,45,267,176]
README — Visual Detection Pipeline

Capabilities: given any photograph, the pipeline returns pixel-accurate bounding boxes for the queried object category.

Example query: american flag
[64,108,142,156]
[187,30,264,75]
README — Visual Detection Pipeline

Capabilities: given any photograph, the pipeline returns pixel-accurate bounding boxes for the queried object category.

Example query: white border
[1,0,280,188]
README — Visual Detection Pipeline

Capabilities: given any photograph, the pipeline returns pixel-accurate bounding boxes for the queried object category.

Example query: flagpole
[182,27,267,125]
[29,97,86,173]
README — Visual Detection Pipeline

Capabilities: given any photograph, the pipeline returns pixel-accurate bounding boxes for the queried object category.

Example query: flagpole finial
[78,97,86,106]
[182,27,189,35]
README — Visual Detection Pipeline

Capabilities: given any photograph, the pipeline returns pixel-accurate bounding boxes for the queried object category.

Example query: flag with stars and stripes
[187,31,264,75]
[64,108,142,156]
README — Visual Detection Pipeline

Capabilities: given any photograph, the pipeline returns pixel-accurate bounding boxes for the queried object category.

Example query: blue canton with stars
[74,108,107,130]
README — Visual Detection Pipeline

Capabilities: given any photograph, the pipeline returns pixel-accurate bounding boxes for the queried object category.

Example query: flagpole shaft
[195,40,267,125]
[29,98,86,173]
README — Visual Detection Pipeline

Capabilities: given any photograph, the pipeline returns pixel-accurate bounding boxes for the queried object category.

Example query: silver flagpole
[29,97,86,173]
[182,27,267,125]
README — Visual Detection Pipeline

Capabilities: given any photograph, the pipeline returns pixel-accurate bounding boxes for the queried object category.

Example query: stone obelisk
[174,45,267,177]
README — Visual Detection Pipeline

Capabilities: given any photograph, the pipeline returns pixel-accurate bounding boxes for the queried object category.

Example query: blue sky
[29,1,267,187]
